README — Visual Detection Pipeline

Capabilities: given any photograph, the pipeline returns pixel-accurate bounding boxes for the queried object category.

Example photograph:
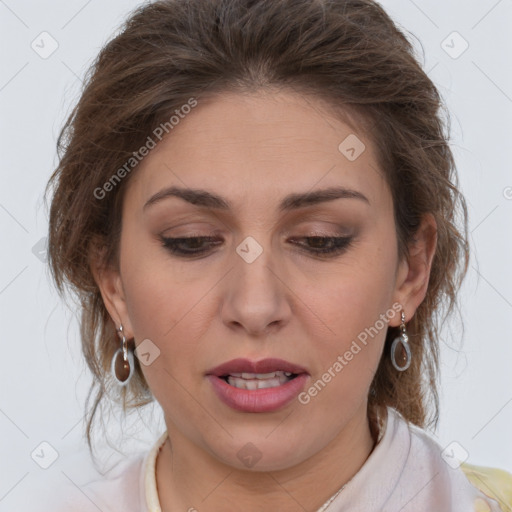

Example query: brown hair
[44,0,469,454]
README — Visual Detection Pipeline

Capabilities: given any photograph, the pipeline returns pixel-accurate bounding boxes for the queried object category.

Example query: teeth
[228,371,293,380]
[226,371,294,390]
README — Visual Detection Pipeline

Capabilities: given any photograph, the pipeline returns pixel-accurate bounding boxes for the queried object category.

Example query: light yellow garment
[461,463,512,512]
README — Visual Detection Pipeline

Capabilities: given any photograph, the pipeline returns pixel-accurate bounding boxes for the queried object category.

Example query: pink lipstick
[205,358,309,413]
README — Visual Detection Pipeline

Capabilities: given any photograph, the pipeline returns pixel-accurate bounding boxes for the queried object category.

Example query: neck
[156,403,379,512]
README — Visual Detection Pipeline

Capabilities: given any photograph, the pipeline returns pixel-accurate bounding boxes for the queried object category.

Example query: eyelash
[158,234,354,258]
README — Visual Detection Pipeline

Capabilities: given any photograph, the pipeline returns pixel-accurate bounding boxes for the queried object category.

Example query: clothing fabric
[48,406,512,511]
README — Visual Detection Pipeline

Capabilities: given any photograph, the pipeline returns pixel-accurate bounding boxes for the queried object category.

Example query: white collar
[139,406,502,511]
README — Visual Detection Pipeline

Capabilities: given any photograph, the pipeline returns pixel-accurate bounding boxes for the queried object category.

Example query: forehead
[124,90,390,215]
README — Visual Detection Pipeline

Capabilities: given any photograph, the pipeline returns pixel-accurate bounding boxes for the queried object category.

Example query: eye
[159,234,354,258]
[159,235,222,256]
[289,235,354,256]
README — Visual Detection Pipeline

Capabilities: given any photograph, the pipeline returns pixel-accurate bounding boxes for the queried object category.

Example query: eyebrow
[143,185,370,213]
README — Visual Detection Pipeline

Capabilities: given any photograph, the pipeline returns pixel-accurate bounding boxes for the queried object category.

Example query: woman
[44,0,512,510]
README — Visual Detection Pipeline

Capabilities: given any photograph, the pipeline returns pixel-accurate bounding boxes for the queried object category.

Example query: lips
[205,358,310,412]
[205,357,309,377]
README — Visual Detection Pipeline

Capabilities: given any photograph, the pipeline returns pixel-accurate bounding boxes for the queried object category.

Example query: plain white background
[1,0,511,509]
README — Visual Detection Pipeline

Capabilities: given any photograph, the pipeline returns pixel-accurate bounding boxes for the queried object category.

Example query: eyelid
[284,224,354,238]
[158,233,355,259]
[160,218,354,239]
[299,228,352,237]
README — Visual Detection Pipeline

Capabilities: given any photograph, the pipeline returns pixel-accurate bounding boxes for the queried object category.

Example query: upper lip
[206,358,309,377]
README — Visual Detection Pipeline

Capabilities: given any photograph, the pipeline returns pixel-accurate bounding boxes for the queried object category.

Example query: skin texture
[93,89,437,511]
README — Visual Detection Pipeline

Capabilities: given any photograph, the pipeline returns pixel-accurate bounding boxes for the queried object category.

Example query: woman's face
[98,89,429,471]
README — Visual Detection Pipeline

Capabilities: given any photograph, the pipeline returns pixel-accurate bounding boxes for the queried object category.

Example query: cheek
[120,260,205,416]
[304,244,396,395]
[309,245,396,342]
[120,232,191,336]
[120,237,214,378]
[304,304,386,414]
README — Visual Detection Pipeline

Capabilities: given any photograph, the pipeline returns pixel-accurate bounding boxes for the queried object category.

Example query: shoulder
[460,462,512,512]
[385,407,509,511]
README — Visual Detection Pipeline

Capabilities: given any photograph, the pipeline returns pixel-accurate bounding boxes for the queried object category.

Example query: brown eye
[159,236,222,256]
[291,236,354,256]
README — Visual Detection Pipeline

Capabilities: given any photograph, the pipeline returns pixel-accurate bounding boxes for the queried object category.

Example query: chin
[211,435,315,473]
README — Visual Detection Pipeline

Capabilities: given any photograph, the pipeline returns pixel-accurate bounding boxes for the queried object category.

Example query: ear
[89,242,134,339]
[390,212,438,326]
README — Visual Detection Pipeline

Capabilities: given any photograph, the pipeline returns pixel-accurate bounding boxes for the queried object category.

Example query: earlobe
[391,213,438,326]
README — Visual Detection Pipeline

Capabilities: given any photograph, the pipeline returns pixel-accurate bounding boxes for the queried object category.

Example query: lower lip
[206,374,309,413]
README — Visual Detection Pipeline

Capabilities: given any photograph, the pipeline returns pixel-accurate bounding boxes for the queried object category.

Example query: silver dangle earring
[390,310,412,371]
[111,324,135,386]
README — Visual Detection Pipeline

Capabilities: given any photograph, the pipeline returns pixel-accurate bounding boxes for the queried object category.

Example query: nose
[220,238,292,337]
